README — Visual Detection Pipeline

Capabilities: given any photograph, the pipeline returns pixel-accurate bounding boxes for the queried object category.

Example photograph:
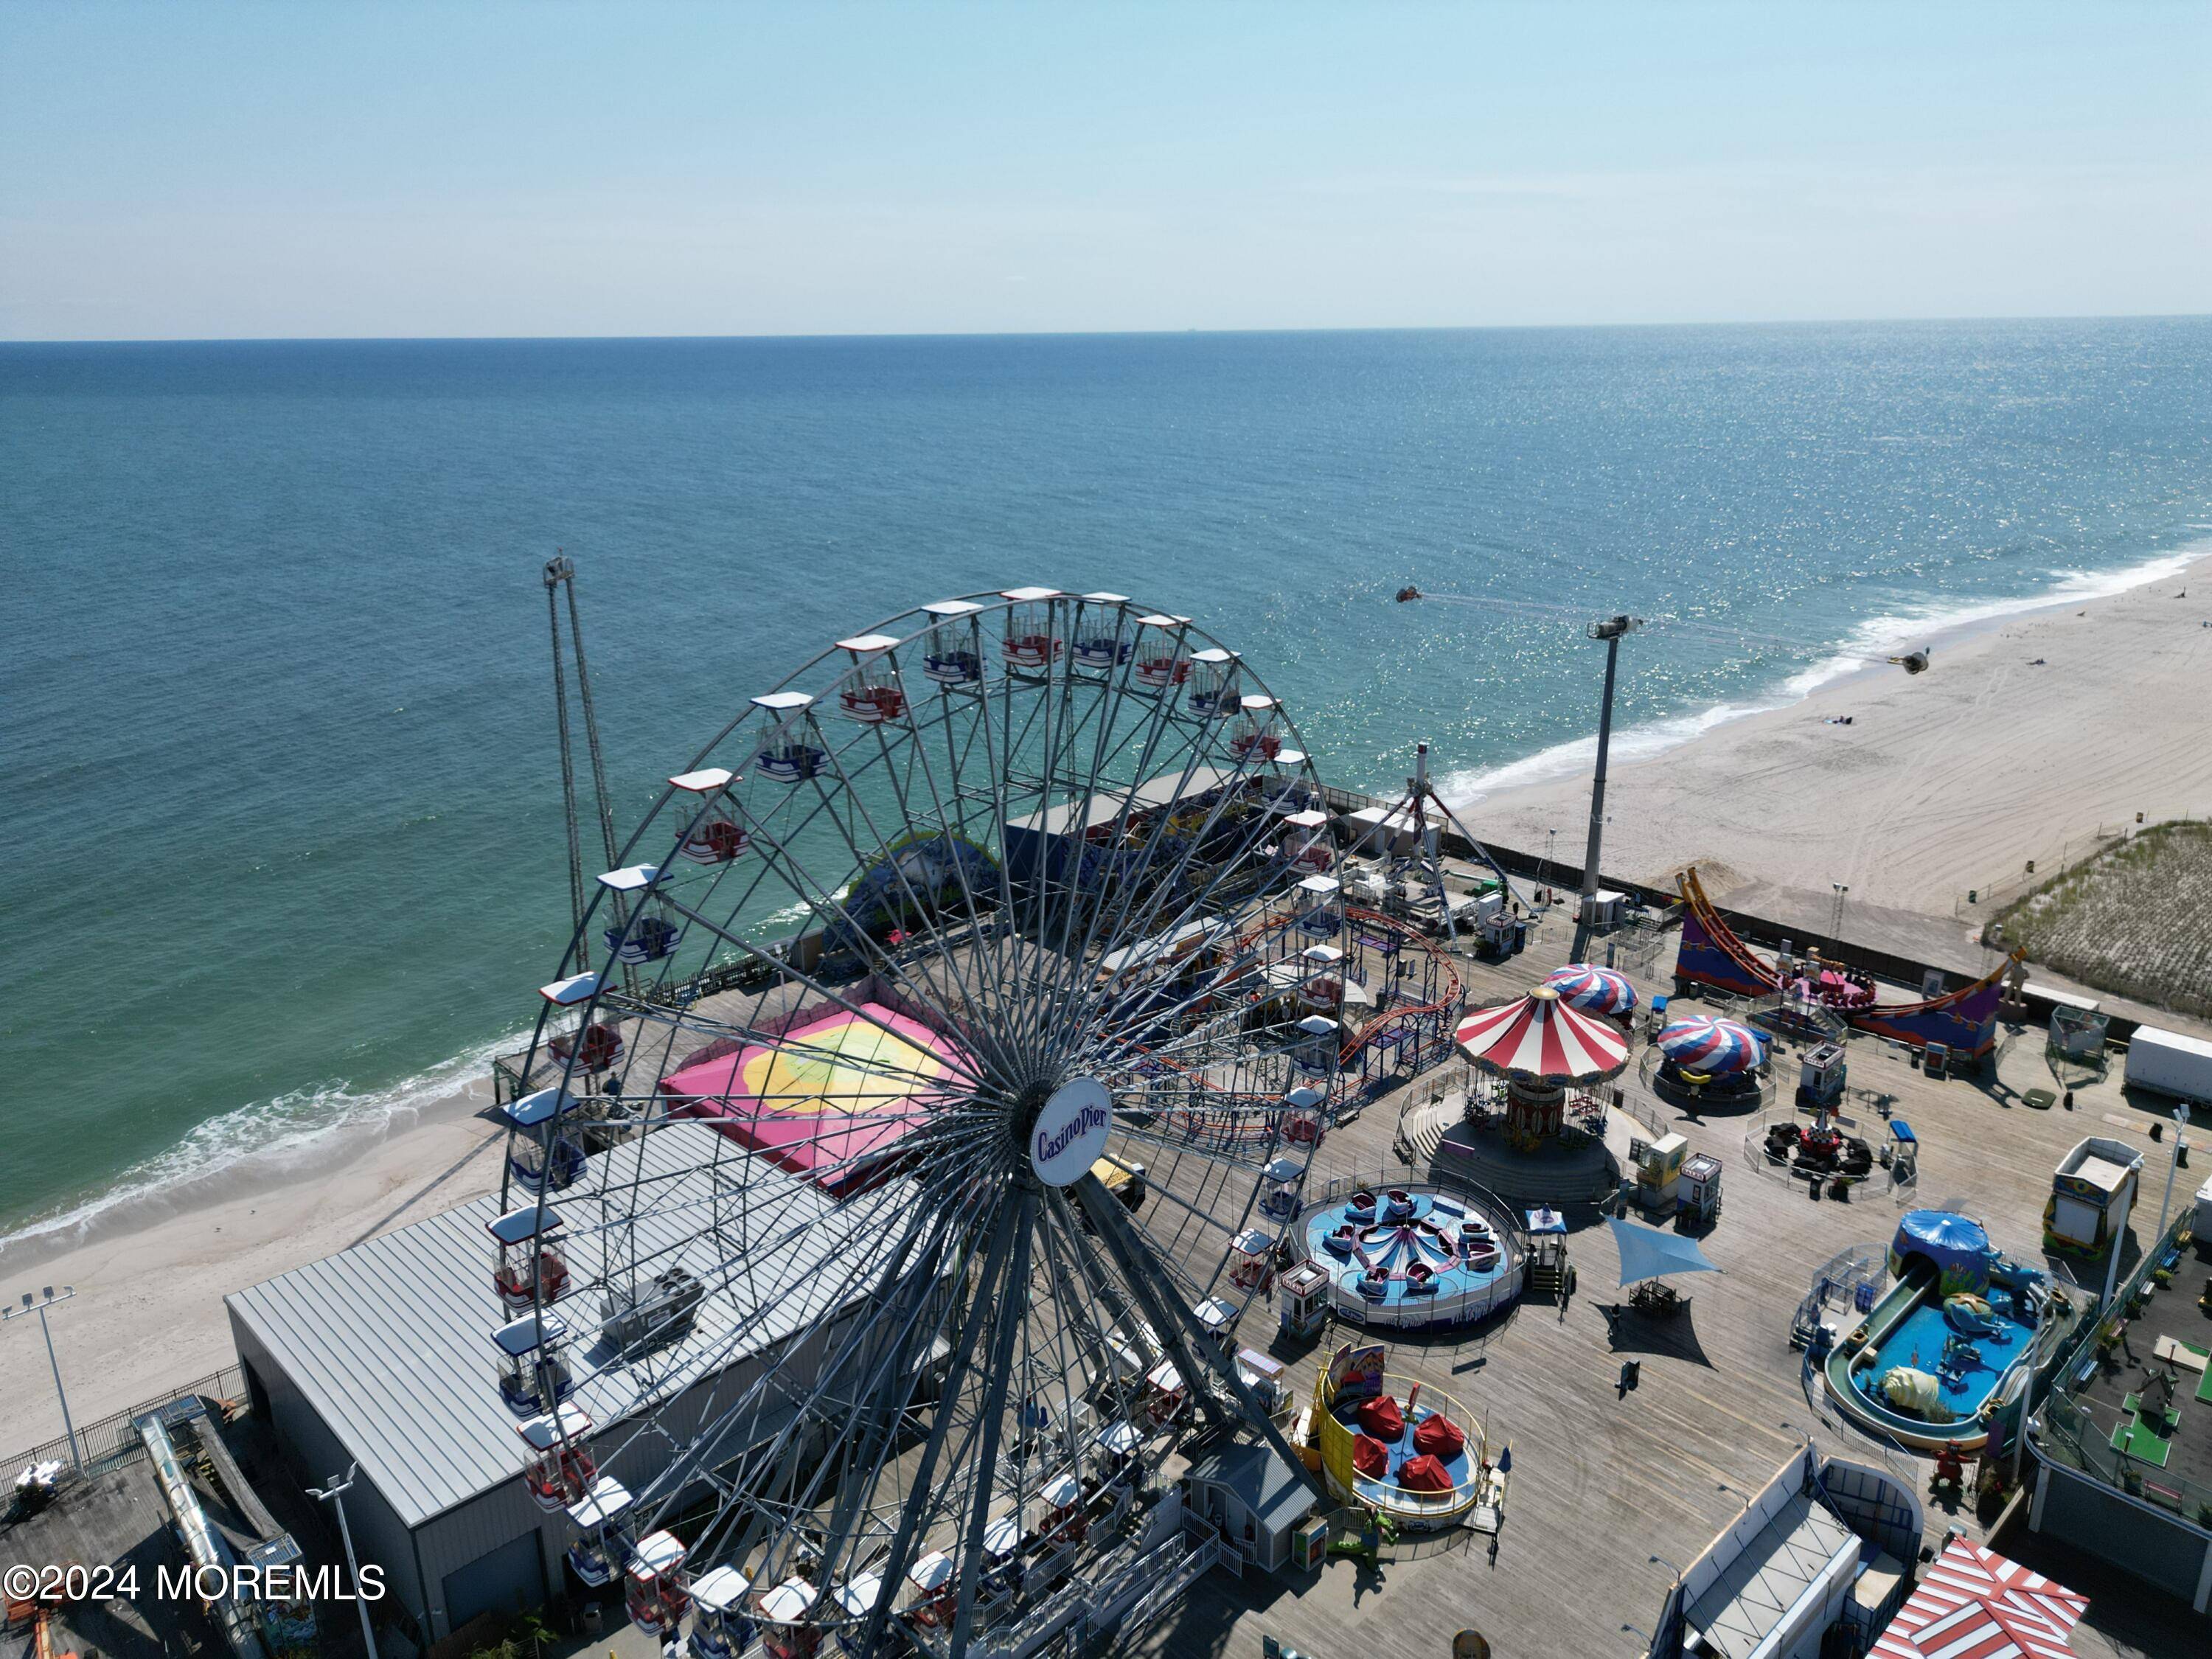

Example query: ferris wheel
[487,588,1346,1659]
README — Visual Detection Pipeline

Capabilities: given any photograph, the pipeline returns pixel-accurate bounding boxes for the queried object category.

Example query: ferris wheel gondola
[496,586,1337,1658]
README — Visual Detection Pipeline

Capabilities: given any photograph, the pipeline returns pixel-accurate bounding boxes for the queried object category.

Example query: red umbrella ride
[1455,985,1630,1147]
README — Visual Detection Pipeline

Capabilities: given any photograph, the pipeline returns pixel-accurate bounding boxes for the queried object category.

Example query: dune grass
[1994,821,2212,1018]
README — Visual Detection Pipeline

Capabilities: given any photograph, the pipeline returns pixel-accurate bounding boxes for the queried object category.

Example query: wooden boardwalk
[1126,935,2198,1659]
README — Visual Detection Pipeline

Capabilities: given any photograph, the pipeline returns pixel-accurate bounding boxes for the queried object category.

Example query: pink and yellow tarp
[660,1002,967,1196]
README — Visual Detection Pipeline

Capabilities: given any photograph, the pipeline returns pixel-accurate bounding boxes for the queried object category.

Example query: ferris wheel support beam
[771,1158,1008,1592]
[1035,1186,1163,1391]
[1068,1175,1328,1506]
[948,1189,1038,1659]
[849,1195,1023,1659]
[1030,1196,1132,1416]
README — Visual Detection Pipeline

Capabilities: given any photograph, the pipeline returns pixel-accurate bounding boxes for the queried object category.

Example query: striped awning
[1453,986,1630,1084]
[1868,1538,2087,1659]
[1657,1014,1767,1077]
[1544,962,1637,1018]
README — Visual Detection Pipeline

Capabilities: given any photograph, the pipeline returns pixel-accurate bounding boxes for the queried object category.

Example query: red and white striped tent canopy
[1868,1538,2088,1659]
[1453,985,1630,1085]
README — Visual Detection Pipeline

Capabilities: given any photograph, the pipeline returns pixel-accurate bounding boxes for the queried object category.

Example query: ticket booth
[1236,1347,1290,1416]
[1279,1260,1333,1342]
[1635,1133,1688,1214]
[1797,1043,1847,1112]
[1679,1153,1722,1225]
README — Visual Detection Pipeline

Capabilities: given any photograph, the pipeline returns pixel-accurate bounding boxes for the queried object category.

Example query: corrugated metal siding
[410,1468,556,1627]
[2034,1463,2211,1607]
[225,1124,908,1529]
[229,1310,429,1627]
[439,1531,546,1632]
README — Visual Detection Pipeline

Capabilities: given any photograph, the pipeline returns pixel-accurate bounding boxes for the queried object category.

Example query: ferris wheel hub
[1026,1076,1113,1186]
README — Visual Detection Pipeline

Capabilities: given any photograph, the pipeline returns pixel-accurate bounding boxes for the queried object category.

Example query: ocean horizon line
[7,310,2212,350]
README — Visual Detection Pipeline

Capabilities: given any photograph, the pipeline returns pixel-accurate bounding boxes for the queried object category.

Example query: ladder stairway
[1393,1092,1462,1169]
[1741,989,1849,1044]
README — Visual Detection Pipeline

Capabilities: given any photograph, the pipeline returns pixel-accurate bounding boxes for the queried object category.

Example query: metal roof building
[226,1124,906,1647]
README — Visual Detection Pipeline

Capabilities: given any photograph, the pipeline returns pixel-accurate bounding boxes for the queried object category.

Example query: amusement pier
[7,582,2211,1659]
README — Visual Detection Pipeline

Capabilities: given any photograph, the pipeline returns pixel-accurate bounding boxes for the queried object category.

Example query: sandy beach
[1459,552,2212,927]
[0,1096,511,1452]
[8,555,2212,1457]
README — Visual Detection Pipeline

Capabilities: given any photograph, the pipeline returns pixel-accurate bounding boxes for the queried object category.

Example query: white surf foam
[1,877,868,1261]
[0,1026,527,1262]
[1442,543,2206,805]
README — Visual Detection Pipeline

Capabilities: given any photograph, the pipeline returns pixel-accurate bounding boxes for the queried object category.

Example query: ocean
[4,319,2208,1251]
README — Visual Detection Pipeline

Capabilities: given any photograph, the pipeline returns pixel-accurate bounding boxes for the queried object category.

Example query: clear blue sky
[3,1,2205,340]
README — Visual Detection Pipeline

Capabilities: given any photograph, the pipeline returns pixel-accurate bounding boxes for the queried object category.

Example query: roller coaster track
[1240,904,1465,1070]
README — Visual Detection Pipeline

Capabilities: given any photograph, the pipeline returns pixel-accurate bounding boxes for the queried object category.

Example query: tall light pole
[1572,614,1644,961]
[308,1464,380,1659]
[3,1286,83,1470]
[2154,1104,2193,1246]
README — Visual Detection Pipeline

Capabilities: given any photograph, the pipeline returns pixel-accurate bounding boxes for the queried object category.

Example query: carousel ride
[493,588,1352,1659]
[1436,985,1631,1203]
